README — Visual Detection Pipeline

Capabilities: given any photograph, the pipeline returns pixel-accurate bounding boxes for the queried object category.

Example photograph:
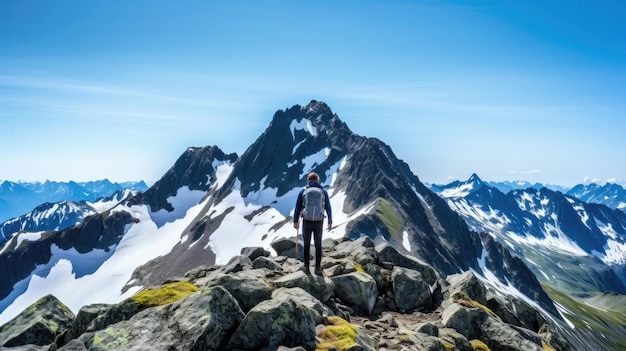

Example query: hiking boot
[314,268,322,275]
[303,267,311,274]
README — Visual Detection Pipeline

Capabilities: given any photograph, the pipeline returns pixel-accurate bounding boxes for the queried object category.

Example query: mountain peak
[467,173,483,184]
[303,99,332,114]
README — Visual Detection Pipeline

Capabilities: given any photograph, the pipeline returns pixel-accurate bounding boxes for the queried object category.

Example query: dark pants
[302,219,323,270]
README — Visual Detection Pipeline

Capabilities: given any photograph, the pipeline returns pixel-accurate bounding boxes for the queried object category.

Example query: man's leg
[302,220,313,273]
[312,220,324,274]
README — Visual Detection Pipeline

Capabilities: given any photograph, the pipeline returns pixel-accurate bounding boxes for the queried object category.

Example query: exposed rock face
[480,234,558,316]
[331,271,378,315]
[140,145,238,212]
[0,238,570,351]
[0,295,74,347]
[392,266,432,312]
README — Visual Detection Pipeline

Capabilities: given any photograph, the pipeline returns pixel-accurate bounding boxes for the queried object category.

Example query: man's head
[307,172,320,183]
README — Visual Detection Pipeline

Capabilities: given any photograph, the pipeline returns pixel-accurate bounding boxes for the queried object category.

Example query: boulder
[226,287,321,350]
[392,266,432,312]
[273,270,335,303]
[81,286,244,351]
[442,301,545,351]
[252,255,282,271]
[415,322,439,337]
[486,291,547,331]
[202,270,272,312]
[482,318,544,351]
[441,303,488,340]
[447,271,487,305]
[332,236,377,266]
[331,271,378,314]
[0,295,74,347]
[375,244,438,285]
[438,328,473,351]
[271,237,302,258]
[62,303,110,344]
[221,254,253,274]
[84,299,141,333]
[240,246,270,261]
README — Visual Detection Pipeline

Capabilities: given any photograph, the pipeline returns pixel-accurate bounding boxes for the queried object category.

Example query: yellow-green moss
[398,335,412,343]
[542,341,556,351]
[131,281,199,308]
[443,342,456,350]
[452,292,500,320]
[470,339,491,351]
[316,316,358,351]
[375,198,403,238]
[355,263,365,273]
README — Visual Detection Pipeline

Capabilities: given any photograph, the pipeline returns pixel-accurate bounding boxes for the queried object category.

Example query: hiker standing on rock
[294,172,332,275]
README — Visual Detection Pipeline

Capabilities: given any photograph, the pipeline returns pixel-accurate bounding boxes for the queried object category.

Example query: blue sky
[1,1,624,186]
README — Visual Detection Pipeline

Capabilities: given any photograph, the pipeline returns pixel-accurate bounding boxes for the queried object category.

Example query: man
[294,172,332,275]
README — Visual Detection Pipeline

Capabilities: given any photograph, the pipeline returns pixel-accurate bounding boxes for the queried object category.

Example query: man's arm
[324,190,332,229]
[293,189,304,228]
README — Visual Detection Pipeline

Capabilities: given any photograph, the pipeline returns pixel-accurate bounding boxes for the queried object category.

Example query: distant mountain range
[0,189,139,245]
[0,179,148,223]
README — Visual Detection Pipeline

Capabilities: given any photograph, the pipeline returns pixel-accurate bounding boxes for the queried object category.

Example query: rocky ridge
[0,236,569,351]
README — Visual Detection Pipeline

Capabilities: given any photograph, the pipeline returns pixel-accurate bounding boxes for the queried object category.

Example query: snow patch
[149,187,206,227]
[15,231,44,249]
[213,163,234,190]
[289,119,317,140]
[300,148,330,177]
[402,231,411,251]
[440,183,473,198]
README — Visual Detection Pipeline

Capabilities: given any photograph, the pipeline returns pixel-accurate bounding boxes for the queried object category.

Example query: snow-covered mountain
[0,189,138,245]
[567,182,626,212]
[0,101,610,350]
[431,174,626,293]
[0,179,147,223]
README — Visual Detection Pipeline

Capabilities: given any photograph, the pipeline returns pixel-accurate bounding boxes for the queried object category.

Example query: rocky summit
[0,236,569,351]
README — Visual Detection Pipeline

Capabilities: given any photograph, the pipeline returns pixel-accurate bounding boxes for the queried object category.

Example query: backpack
[301,186,325,221]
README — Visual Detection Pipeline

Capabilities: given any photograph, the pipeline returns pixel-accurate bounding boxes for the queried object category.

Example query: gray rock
[81,286,244,351]
[84,299,141,333]
[222,254,253,274]
[447,271,487,305]
[241,246,270,261]
[441,303,488,340]
[331,272,378,315]
[392,266,432,312]
[62,303,110,344]
[375,244,438,285]
[482,318,544,351]
[273,270,335,303]
[486,291,548,332]
[415,334,446,351]
[226,287,320,350]
[333,237,377,266]
[439,328,473,351]
[271,237,302,257]
[202,271,272,312]
[0,295,74,347]
[58,339,88,350]
[415,322,439,337]
[252,256,282,271]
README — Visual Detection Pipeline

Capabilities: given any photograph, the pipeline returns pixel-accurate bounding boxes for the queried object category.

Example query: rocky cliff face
[0,237,572,351]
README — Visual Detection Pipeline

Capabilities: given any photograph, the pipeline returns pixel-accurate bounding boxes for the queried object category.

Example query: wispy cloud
[510,170,541,175]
